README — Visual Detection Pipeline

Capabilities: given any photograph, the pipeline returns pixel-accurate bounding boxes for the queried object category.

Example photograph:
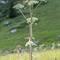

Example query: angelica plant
[13,0,44,60]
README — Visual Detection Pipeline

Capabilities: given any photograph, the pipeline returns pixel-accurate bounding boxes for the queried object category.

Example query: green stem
[19,9,27,20]
[33,1,42,13]
[29,5,33,60]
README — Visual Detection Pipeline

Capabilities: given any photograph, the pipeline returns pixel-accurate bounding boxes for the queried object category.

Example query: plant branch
[33,1,42,13]
[19,9,27,20]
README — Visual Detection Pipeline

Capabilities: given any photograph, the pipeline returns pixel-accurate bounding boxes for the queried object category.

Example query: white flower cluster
[13,4,24,9]
[25,38,36,46]
[26,17,38,24]
[23,0,39,5]
[51,43,55,50]
[28,0,39,5]
[57,43,60,47]
[34,47,38,51]
[39,44,45,50]
[40,0,47,3]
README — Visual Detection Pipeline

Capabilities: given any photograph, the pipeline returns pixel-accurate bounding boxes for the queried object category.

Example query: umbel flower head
[13,4,24,9]
[25,38,36,47]
[26,17,38,24]
[28,0,39,5]
[23,0,29,4]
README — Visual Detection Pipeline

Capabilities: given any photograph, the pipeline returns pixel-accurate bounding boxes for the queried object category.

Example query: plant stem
[29,5,33,60]
[33,1,42,13]
[19,9,27,20]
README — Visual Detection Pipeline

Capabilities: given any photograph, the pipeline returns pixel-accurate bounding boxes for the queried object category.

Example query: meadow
[0,0,60,60]
[0,49,60,60]
[0,0,60,50]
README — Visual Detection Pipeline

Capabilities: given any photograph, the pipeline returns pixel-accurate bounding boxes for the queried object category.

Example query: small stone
[8,50,14,53]
[57,35,60,39]
[4,21,10,26]
[10,29,17,33]
[0,50,2,54]
[0,1,7,4]
[34,41,40,45]
[24,48,29,52]
[0,12,2,15]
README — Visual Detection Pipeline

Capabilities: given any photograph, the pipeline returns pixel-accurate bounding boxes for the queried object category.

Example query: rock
[8,50,14,53]
[4,21,10,26]
[10,29,17,33]
[24,48,29,52]
[34,41,40,45]
[5,51,10,54]
[0,50,3,54]
[57,35,60,39]
[0,12,2,15]
[1,50,9,54]
[0,1,8,4]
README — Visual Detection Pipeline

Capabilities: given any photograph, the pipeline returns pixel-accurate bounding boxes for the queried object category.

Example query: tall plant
[13,0,44,60]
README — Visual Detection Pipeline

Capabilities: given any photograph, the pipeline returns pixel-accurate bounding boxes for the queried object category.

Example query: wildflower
[32,55,37,59]
[32,37,35,40]
[51,43,55,50]
[14,45,22,53]
[57,43,60,46]
[39,44,45,47]
[35,23,37,25]
[43,48,47,51]
[51,46,54,50]
[34,47,39,51]
[52,43,55,47]
[26,17,38,24]
[25,38,36,46]
[28,0,39,5]
[39,44,45,50]
[13,4,24,9]
[23,0,28,4]
[40,0,47,3]
[34,41,39,45]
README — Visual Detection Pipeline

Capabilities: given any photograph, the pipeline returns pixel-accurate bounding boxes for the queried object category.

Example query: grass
[0,0,60,50]
[0,49,60,60]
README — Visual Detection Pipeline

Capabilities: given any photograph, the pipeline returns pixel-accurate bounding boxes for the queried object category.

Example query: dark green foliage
[8,0,17,18]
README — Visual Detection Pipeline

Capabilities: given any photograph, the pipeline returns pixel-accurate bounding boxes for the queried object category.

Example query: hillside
[0,0,60,50]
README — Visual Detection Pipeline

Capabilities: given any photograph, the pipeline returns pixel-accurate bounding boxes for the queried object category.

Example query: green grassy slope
[0,0,60,50]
